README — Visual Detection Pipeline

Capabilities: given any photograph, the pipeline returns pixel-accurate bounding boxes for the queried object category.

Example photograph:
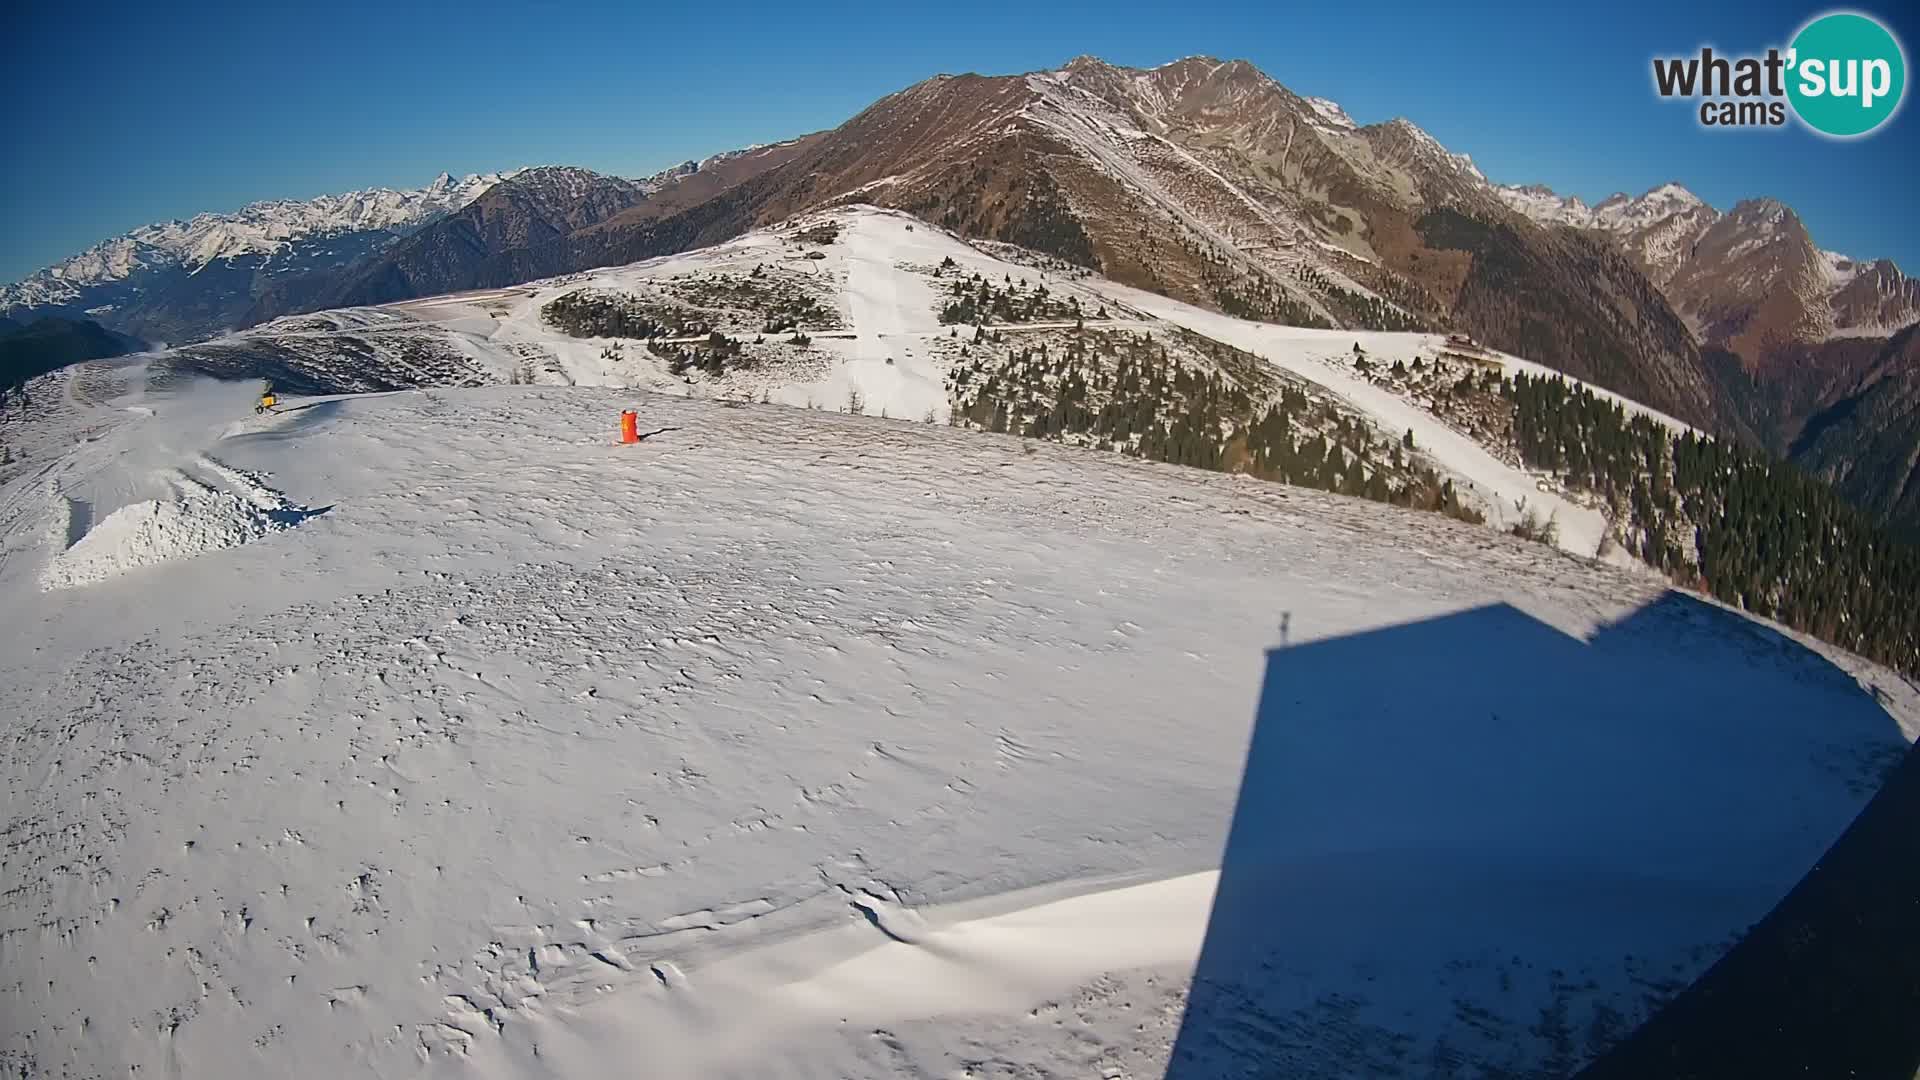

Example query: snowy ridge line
[2,171,518,308]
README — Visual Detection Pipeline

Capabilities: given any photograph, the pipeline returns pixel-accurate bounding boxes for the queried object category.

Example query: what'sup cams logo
[1652,11,1907,136]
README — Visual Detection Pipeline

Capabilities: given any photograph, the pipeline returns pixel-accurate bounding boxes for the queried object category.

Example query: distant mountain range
[0,172,512,344]
[4,55,1916,534]
[1494,180,1919,351]
[0,154,761,346]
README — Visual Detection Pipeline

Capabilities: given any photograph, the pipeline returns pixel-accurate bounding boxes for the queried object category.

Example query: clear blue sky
[4,0,1915,282]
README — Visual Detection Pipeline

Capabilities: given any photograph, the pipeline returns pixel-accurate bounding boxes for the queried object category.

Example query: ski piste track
[2,250,1919,1077]
[160,207,1670,562]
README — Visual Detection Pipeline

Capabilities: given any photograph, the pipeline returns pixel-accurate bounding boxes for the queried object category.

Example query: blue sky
[4,0,1915,282]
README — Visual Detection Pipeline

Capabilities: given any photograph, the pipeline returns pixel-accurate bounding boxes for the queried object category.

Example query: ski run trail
[228,207,1675,563]
[2,210,1917,1079]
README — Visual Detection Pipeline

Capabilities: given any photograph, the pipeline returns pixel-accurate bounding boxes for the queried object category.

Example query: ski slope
[152,206,1705,563]
[1,374,1915,1078]
[1080,280,1694,559]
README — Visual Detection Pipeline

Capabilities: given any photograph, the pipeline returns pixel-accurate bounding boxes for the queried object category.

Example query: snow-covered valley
[2,349,1916,1076]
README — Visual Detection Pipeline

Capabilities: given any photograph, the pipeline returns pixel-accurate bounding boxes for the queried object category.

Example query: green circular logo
[1787,12,1906,137]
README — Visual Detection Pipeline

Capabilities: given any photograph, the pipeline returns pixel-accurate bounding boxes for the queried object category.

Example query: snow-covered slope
[162,206,1151,415]
[0,362,1913,1079]
[145,206,1691,562]
[1074,278,1696,559]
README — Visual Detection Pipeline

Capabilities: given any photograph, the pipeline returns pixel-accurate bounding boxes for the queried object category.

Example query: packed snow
[1,363,1915,1078]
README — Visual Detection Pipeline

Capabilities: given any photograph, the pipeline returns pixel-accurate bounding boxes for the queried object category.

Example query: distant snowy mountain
[1494,179,1919,345]
[0,151,816,346]
[3,173,510,306]
[0,171,516,343]
[279,165,699,314]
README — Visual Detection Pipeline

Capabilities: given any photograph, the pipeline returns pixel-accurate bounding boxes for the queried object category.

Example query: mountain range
[0,153,762,345]
[4,55,1916,533]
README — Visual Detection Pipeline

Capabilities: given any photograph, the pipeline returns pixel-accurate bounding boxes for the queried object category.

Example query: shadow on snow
[1164,590,1916,1079]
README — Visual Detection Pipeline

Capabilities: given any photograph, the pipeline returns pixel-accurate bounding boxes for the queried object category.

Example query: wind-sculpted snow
[0,381,1914,1078]
[41,461,325,589]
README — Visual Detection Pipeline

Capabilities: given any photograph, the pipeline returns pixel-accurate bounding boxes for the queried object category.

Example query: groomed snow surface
[2,373,1915,1079]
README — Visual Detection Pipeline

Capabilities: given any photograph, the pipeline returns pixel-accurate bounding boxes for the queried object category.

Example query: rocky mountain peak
[1061,54,1117,75]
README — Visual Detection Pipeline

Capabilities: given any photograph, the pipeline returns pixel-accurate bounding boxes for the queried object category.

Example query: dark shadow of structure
[1164,591,1910,1078]
[1574,736,1920,1079]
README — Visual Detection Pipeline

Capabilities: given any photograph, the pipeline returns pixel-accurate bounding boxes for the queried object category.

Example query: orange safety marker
[620,410,639,444]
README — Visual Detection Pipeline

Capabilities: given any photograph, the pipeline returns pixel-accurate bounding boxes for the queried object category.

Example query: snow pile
[40,477,292,590]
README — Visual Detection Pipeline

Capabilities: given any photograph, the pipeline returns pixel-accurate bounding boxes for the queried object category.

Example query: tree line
[946,328,1481,525]
[1504,370,1920,677]
[939,273,1085,326]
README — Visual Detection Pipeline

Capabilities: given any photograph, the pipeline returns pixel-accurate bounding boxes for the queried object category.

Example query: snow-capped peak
[1384,118,1485,180]
[1643,181,1703,207]
[1819,248,1866,288]
[1493,183,1596,227]
[1303,96,1357,131]
[1590,182,1710,228]
[493,165,641,205]
[1057,54,1123,80]
[1498,179,1717,238]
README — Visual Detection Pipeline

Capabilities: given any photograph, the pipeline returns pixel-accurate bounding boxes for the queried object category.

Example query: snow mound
[41,478,304,590]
